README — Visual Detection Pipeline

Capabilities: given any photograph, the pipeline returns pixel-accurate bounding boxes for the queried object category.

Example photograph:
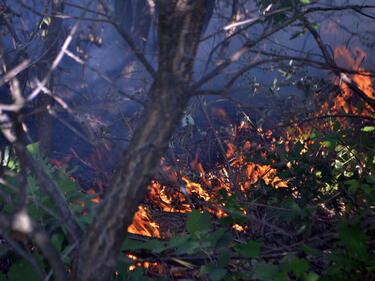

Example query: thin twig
[0,227,46,280]
[303,17,375,112]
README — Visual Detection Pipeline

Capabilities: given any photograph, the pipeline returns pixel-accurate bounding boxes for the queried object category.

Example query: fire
[233,224,244,231]
[55,45,375,275]
[85,188,100,203]
[130,116,292,243]
[49,154,72,169]
[126,254,163,273]
[321,19,340,34]
[182,177,211,201]
[330,46,374,115]
[211,107,230,125]
[127,206,160,238]
[127,254,137,271]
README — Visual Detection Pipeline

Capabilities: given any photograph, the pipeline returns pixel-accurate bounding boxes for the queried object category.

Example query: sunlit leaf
[290,31,305,40]
[26,142,40,159]
[171,258,196,269]
[361,126,375,132]
[304,272,319,281]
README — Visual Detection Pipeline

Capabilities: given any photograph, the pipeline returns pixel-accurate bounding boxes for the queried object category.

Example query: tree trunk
[72,1,208,280]
[36,0,64,154]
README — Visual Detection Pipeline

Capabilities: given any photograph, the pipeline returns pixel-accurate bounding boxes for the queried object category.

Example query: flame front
[127,206,160,238]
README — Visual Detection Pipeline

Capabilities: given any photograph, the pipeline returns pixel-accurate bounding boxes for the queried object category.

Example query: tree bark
[72,1,208,280]
[36,0,64,154]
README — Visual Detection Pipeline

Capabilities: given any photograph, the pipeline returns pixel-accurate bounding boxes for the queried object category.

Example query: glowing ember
[232,224,244,231]
[86,188,100,203]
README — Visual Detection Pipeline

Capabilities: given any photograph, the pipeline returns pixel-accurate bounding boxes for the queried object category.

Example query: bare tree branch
[97,0,157,79]
[303,17,375,112]
[0,226,45,280]
[0,212,68,281]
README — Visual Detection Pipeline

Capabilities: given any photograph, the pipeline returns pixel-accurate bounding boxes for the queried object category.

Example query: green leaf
[361,126,375,132]
[218,216,234,226]
[121,238,146,251]
[360,184,371,194]
[201,264,227,281]
[167,234,190,249]
[176,240,200,255]
[234,241,262,258]
[215,232,233,248]
[26,142,40,159]
[345,179,359,194]
[302,244,320,256]
[209,228,226,245]
[290,31,305,40]
[186,210,211,235]
[323,140,333,149]
[51,233,64,252]
[79,213,94,225]
[170,258,196,269]
[304,272,319,281]
[300,0,310,3]
[143,240,165,254]
[337,222,369,259]
[288,258,308,278]
[209,268,227,281]
[253,263,278,281]
[7,260,41,281]
[59,178,77,193]
[217,248,232,268]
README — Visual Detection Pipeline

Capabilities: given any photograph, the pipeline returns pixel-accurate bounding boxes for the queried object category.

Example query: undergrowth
[0,116,374,281]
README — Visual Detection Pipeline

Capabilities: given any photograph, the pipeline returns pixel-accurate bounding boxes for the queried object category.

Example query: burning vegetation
[113,45,375,279]
[39,45,369,280]
[1,44,374,280]
[0,1,375,281]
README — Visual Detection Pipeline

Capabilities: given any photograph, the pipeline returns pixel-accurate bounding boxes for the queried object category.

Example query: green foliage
[234,241,262,258]
[1,260,40,281]
[0,143,96,279]
[186,209,211,235]
[253,263,279,281]
[118,110,375,280]
[1,102,375,281]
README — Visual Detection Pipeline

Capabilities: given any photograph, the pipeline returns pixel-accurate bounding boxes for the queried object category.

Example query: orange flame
[127,206,160,238]
[331,46,374,115]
